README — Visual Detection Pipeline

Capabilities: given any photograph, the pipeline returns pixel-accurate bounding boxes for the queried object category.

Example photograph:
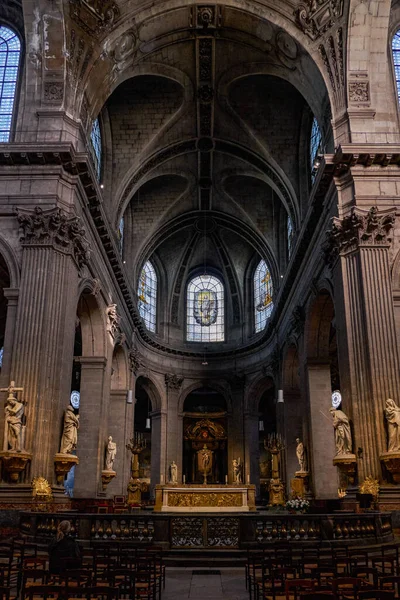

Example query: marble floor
[163,568,248,600]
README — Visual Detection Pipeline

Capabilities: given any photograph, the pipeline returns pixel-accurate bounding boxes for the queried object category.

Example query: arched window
[138,261,157,332]
[90,118,102,180]
[254,260,274,333]
[310,116,323,183]
[392,30,400,103]
[118,217,124,256]
[0,25,21,142]
[287,215,294,258]
[187,274,224,342]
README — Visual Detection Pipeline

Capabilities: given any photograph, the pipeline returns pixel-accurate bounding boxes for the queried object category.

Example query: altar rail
[20,511,393,549]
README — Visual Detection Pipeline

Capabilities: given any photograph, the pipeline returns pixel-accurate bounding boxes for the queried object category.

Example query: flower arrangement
[286,497,310,512]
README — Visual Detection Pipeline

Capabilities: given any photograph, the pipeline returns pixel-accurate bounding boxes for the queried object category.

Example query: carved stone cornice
[17,206,90,269]
[324,207,395,266]
[129,349,142,375]
[165,373,183,390]
[295,0,344,41]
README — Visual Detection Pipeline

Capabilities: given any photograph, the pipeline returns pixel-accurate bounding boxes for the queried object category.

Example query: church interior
[2,0,400,596]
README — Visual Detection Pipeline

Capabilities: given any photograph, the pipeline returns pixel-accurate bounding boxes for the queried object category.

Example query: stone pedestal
[101,469,116,490]
[380,452,400,483]
[0,450,32,483]
[333,454,357,484]
[54,453,79,485]
[291,471,309,498]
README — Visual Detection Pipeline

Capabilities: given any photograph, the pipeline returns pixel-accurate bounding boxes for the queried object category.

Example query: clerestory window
[310,116,323,183]
[392,30,400,105]
[187,274,224,342]
[0,25,21,142]
[138,261,157,332]
[254,260,274,333]
[90,118,102,181]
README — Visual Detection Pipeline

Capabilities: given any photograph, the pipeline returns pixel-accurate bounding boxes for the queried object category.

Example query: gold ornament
[359,476,379,500]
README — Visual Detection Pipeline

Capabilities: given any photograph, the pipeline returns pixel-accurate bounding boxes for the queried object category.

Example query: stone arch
[135,375,162,413]
[111,344,129,391]
[178,380,231,415]
[245,374,276,414]
[76,291,106,358]
[0,236,20,289]
[305,289,335,360]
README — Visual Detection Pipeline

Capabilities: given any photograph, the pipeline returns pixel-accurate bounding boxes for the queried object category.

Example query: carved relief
[295,0,344,40]
[318,28,344,95]
[349,80,369,103]
[43,82,64,102]
[128,349,141,375]
[168,492,242,507]
[199,38,212,80]
[17,207,90,269]
[324,207,395,264]
[106,304,121,338]
[69,0,119,37]
[165,373,183,390]
[290,305,306,337]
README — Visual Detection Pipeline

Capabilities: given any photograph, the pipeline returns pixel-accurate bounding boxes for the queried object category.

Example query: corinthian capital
[165,373,183,390]
[324,207,395,266]
[17,206,90,269]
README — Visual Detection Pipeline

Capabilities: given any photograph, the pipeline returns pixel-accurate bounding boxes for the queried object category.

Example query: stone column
[164,373,183,482]
[6,207,89,484]
[228,377,245,483]
[244,412,259,491]
[306,360,338,498]
[326,207,400,480]
[107,389,131,496]
[150,408,167,494]
[73,356,108,497]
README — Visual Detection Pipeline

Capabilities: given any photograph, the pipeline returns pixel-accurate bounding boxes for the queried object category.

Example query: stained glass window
[187,274,224,342]
[254,260,274,333]
[287,215,294,258]
[392,31,400,103]
[118,217,124,256]
[90,118,102,180]
[310,116,322,183]
[138,261,157,332]
[0,25,21,143]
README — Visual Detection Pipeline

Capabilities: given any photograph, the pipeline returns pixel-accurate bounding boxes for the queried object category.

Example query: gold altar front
[154,484,256,512]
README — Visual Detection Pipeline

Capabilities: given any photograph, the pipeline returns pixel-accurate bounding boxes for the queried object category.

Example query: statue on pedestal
[330,407,352,455]
[295,438,307,472]
[60,406,79,454]
[232,457,243,483]
[384,399,400,452]
[169,461,178,483]
[105,436,117,470]
[1,380,25,451]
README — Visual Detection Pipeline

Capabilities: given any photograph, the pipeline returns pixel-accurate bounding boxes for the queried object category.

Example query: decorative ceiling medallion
[295,0,344,40]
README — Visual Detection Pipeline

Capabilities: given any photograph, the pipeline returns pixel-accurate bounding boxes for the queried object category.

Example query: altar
[154,484,256,512]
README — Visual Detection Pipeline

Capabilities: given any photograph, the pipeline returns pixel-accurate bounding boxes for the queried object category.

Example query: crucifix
[0,381,24,401]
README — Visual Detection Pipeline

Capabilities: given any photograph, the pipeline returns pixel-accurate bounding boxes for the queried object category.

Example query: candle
[161,474,164,484]
[278,389,284,403]
[225,475,228,484]
[247,474,250,484]
[183,475,186,484]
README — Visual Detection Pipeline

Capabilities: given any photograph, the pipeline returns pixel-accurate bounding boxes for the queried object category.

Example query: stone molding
[69,0,119,37]
[324,207,395,267]
[17,206,90,270]
[295,0,344,41]
[165,373,183,390]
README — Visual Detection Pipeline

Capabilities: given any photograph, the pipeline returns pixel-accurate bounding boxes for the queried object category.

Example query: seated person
[48,520,81,574]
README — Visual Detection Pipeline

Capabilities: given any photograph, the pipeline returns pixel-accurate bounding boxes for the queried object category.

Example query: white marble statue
[105,436,117,470]
[169,460,178,483]
[60,406,79,454]
[330,407,352,456]
[233,457,242,483]
[385,398,400,453]
[295,438,307,472]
